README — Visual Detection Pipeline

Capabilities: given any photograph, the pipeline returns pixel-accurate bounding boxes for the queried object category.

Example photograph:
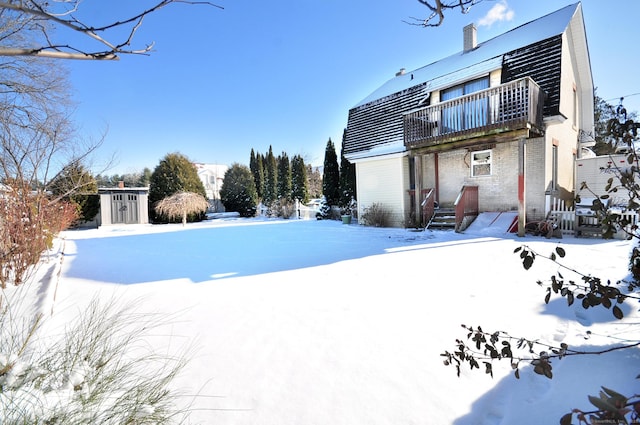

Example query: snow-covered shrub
[340,197,357,218]
[0,293,190,424]
[315,199,341,220]
[361,203,392,227]
[316,199,331,220]
[267,198,296,219]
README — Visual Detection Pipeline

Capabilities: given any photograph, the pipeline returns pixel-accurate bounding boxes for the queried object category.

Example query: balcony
[403,77,544,150]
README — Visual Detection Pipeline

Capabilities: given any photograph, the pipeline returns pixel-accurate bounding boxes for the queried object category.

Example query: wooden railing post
[454,185,479,232]
[421,189,435,228]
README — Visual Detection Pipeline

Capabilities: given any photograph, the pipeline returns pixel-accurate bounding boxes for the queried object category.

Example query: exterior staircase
[426,207,456,230]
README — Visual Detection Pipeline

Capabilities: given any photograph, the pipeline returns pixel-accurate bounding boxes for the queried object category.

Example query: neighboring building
[343,3,594,231]
[194,163,228,211]
[98,184,149,225]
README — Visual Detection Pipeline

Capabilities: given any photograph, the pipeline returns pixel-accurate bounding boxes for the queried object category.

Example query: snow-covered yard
[15,216,640,424]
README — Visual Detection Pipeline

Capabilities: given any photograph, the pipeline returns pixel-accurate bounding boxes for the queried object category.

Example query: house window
[441,77,490,132]
[471,149,492,177]
[441,77,489,101]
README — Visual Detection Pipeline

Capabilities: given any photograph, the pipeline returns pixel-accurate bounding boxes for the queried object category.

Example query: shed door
[111,193,139,224]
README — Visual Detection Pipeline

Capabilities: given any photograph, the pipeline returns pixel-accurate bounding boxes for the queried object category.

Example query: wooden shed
[98,186,149,226]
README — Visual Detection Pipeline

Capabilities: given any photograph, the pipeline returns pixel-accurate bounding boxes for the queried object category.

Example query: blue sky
[66,1,640,175]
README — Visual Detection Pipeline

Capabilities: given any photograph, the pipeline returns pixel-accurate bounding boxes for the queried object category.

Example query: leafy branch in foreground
[440,324,640,380]
[515,245,639,320]
[559,386,640,425]
[441,243,639,424]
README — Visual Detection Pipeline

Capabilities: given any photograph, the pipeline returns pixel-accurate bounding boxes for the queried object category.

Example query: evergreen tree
[263,146,277,205]
[250,149,265,199]
[149,152,206,223]
[49,162,97,197]
[593,93,617,155]
[322,138,340,206]
[255,154,265,199]
[219,163,258,217]
[94,168,152,188]
[291,155,309,203]
[591,92,637,156]
[49,162,99,223]
[140,167,152,187]
[250,149,256,172]
[339,129,356,207]
[277,152,292,201]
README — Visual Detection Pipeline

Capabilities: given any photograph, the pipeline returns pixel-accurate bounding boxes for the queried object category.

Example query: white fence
[546,196,638,239]
[298,205,319,220]
[546,197,576,235]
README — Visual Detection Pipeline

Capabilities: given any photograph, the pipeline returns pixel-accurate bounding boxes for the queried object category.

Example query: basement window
[471,149,492,177]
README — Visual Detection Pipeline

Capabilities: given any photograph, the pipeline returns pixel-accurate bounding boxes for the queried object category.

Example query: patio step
[427,208,456,230]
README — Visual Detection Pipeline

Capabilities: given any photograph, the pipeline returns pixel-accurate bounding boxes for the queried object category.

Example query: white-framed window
[471,149,492,177]
[441,77,490,132]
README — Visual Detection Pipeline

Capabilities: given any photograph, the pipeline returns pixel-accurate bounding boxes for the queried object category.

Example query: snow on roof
[354,3,581,108]
[346,142,407,162]
[98,187,149,192]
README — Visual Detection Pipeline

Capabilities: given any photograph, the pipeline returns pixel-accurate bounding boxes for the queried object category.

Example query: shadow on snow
[63,220,496,285]
[453,343,639,425]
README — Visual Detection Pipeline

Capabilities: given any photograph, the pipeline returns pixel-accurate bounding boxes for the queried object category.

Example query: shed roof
[354,2,582,108]
[98,187,149,193]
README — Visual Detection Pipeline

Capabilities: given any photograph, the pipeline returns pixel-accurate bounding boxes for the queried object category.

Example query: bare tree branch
[0,0,224,60]
[406,0,482,27]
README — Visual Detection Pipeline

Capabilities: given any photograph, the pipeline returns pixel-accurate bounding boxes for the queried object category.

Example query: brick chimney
[463,23,477,52]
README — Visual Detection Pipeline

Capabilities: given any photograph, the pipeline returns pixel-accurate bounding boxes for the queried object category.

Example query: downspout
[434,153,440,204]
[413,155,423,225]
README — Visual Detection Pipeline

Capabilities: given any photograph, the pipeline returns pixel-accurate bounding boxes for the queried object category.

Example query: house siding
[524,137,547,221]
[420,140,525,211]
[356,155,409,227]
[546,122,578,196]
[344,84,427,157]
[502,35,562,116]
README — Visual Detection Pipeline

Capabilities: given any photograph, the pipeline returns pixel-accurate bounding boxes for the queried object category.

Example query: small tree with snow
[155,191,209,226]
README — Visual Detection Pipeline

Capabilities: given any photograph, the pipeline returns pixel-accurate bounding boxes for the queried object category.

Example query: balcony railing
[403,77,544,149]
